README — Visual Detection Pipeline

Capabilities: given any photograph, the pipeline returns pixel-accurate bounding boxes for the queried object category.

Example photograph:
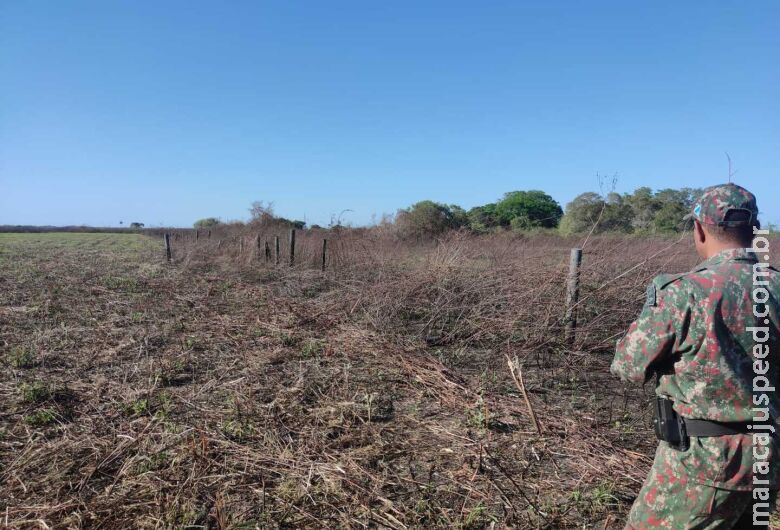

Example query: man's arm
[611,277,691,384]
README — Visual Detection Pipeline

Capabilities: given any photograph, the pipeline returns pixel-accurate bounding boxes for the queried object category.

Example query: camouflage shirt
[611,247,780,490]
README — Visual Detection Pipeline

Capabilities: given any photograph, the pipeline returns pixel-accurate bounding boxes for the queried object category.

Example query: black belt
[682,418,753,437]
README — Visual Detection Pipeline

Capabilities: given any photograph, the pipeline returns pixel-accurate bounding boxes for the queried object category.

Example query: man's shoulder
[643,272,691,308]
[706,258,780,288]
[651,272,691,291]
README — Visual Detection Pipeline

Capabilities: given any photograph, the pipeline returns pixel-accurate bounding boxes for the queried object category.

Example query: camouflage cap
[684,183,759,227]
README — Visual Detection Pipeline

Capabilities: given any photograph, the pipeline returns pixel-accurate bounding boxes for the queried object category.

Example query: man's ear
[694,220,706,245]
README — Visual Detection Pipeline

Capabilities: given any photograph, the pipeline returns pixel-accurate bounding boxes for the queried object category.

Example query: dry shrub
[2,230,777,529]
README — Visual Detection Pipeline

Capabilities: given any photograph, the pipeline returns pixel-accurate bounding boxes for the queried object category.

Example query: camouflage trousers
[625,444,777,529]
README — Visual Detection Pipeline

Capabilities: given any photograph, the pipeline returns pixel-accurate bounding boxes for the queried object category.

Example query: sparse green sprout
[155,359,188,387]
[19,382,50,403]
[463,502,496,528]
[137,451,171,474]
[125,398,150,416]
[153,391,175,419]
[102,276,139,291]
[612,413,635,435]
[465,396,492,430]
[158,390,173,409]
[131,311,144,322]
[589,482,620,509]
[24,409,56,427]
[276,477,301,502]
[8,347,35,369]
[279,333,299,347]
[300,338,325,358]
[220,419,256,441]
[252,327,270,337]
[572,481,622,516]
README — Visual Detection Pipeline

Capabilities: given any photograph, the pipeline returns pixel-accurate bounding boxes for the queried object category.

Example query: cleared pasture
[1,231,777,529]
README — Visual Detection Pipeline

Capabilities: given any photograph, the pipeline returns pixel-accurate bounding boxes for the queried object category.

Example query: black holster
[653,396,689,451]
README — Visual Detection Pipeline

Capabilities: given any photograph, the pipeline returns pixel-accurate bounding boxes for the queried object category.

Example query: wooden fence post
[274,236,280,265]
[321,239,327,271]
[239,237,244,255]
[264,240,271,262]
[289,229,296,266]
[164,233,172,262]
[564,247,583,343]
[195,230,199,241]
[208,230,211,239]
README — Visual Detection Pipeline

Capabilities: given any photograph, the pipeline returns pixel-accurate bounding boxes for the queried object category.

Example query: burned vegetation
[1,230,776,528]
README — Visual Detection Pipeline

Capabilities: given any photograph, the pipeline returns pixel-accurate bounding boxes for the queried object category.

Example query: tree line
[191,187,774,239]
[395,187,703,238]
[194,201,306,231]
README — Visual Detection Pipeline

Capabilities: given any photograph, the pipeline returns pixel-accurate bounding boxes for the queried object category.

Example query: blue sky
[1,1,777,227]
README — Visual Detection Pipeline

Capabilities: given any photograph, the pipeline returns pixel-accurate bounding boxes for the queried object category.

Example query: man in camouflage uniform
[611,183,780,528]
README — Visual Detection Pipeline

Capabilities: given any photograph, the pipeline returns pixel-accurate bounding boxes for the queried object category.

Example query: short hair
[703,209,759,247]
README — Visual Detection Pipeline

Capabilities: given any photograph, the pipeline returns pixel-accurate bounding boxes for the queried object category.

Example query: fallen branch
[505,354,542,434]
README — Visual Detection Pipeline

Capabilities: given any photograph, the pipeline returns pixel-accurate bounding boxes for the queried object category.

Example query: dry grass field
[1,230,777,529]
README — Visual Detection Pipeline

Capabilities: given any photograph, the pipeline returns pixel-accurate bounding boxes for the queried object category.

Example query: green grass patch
[19,382,50,403]
[24,409,56,427]
[278,332,300,347]
[300,338,325,358]
[125,398,150,416]
[7,347,35,368]
[221,419,257,441]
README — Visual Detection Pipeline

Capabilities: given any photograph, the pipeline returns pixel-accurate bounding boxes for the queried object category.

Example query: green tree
[652,187,700,232]
[653,201,689,232]
[655,188,699,210]
[624,187,659,232]
[467,203,500,231]
[560,186,701,235]
[193,217,221,229]
[448,204,469,229]
[494,190,563,228]
[559,192,606,235]
[395,200,464,239]
[600,193,633,233]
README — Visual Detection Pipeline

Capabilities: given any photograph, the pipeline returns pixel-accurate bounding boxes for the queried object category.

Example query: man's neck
[703,244,743,260]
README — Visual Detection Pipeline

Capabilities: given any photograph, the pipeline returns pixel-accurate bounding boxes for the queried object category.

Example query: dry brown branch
[506,354,542,434]
[1,231,777,528]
